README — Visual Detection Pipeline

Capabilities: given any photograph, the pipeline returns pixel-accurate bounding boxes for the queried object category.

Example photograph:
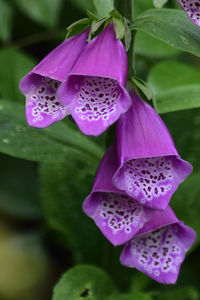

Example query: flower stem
[114,0,135,76]
[127,0,134,23]
[114,0,134,23]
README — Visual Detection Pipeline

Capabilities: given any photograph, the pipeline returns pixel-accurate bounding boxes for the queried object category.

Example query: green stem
[114,0,134,21]
[127,0,136,76]
[127,0,134,23]
[114,0,135,76]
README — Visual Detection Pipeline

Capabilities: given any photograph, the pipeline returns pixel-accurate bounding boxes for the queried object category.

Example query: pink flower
[19,30,89,128]
[58,24,131,136]
[120,206,196,284]
[83,144,153,246]
[113,91,192,210]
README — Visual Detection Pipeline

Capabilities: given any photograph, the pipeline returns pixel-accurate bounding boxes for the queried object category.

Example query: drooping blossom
[177,0,200,27]
[58,24,131,136]
[82,144,153,246]
[120,206,196,284]
[19,29,89,128]
[112,91,192,210]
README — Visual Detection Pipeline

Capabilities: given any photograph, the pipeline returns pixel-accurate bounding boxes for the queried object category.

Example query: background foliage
[0,0,199,299]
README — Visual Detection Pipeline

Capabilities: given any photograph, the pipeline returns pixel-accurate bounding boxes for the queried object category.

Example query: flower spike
[58,23,131,136]
[83,144,153,246]
[19,29,89,128]
[120,207,196,284]
[113,91,192,210]
[177,0,200,28]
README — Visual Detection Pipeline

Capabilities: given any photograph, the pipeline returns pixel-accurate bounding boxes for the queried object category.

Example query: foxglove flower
[83,144,153,246]
[113,91,192,210]
[58,24,131,136]
[178,0,200,27]
[120,206,196,284]
[19,30,89,128]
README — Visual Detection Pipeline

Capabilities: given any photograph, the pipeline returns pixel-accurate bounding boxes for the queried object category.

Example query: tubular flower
[58,23,131,136]
[177,0,200,27]
[82,144,153,246]
[19,29,89,128]
[120,206,196,284]
[112,91,192,211]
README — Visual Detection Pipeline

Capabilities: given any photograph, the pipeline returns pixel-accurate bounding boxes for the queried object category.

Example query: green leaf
[113,15,125,40]
[135,32,180,58]
[130,76,153,100]
[148,61,200,113]
[40,155,106,263]
[66,18,91,38]
[67,0,95,13]
[163,108,200,170]
[130,272,152,293]
[53,265,115,300]
[171,173,200,245]
[153,0,168,9]
[131,9,200,58]
[124,21,132,51]
[152,85,200,114]
[134,0,154,18]
[0,49,35,103]
[0,154,42,220]
[0,99,103,163]
[0,0,13,41]
[155,287,199,300]
[91,17,108,34]
[93,0,114,18]
[107,292,152,300]
[14,0,63,27]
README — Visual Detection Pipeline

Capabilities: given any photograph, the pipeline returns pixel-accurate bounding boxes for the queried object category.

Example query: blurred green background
[0,0,200,299]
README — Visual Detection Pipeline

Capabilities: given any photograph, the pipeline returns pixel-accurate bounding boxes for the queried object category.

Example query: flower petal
[82,144,153,245]
[58,24,131,136]
[113,155,192,210]
[68,23,128,86]
[113,91,192,210]
[25,74,69,128]
[120,208,196,284]
[19,30,89,128]
[177,0,200,27]
[20,29,89,91]
[83,192,153,246]
[58,75,131,136]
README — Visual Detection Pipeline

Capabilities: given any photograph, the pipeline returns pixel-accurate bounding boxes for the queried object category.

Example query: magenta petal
[82,144,153,245]
[113,92,192,210]
[58,24,131,136]
[20,29,89,90]
[19,30,89,128]
[25,75,69,128]
[58,75,131,136]
[120,208,196,284]
[83,192,153,246]
[68,24,128,86]
[177,0,200,27]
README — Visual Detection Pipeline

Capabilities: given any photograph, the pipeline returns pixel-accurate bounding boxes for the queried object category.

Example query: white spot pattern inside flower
[131,225,183,276]
[178,0,200,26]
[75,76,121,125]
[122,157,173,204]
[28,78,68,122]
[99,193,143,234]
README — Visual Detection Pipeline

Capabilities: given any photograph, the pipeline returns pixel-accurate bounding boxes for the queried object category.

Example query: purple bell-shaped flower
[58,24,131,136]
[19,29,89,128]
[120,206,196,284]
[83,144,153,246]
[113,91,192,210]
